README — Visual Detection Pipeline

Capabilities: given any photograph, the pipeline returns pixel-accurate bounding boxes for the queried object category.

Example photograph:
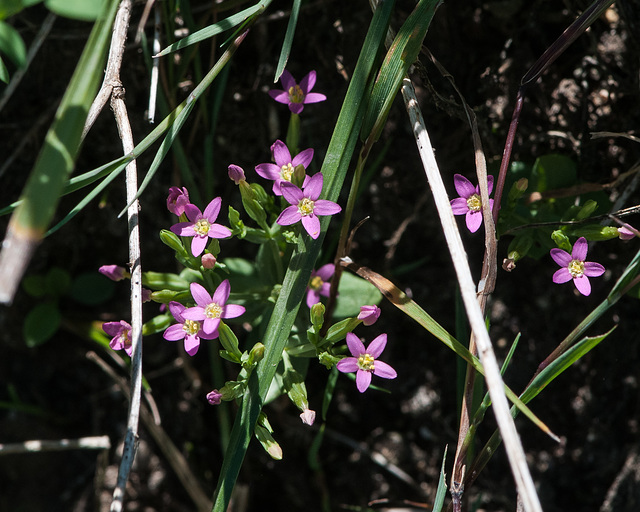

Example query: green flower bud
[255,413,282,460]
[567,225,619,241]
[551,230,572,252]
[310,303,325,330]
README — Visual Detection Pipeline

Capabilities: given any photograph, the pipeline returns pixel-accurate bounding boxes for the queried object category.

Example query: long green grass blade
[210,2,396,510]
[273,0,301,81]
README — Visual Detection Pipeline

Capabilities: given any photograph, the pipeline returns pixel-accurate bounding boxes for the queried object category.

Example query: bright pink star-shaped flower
[450,174,494,233]
[336,333,397,393]
[103,320,133,357]
[550,237,605,296]
[276,173,341,239]
[163,301,217,356]
[255,139,313,195]
[170,197,232,257]
[268,70,326,114]
[306,263,334,308]
[182,281,245,336]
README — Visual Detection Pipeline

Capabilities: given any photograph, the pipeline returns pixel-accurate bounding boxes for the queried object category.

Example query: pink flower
[450,174,494,233]
[306,263,334,308]
[268,70,326,114]
[299,408,316,426]
[182,280,245,336]
[228,164,246,185]
[255,140,313,195]
[170,197,232,257]
[276,173,341,239]
[336,333,397,393]
[103,320,133,357]
[167,187,190,216]
[618,225,637,240]
[99,265,128,281]
[358,305,381,326]
[550,237,605,296]
[163,301,217,356]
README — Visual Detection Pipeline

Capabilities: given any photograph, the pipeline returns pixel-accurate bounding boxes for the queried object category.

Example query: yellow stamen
[280,163,294,182]
[205,302,223,319]
[194,219,211,236]
[183,320,200,336]
[358,353,375,372]
[288,84,304,104]
[309,275,324,291]
[298,198,315,216]
[568,259,585,278]
[466,194,482,212]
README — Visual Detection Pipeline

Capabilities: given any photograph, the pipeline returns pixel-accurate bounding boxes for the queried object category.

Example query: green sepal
[318,351,342,370]
[219,350,242,364]
[551,230,572,252]
[218,322,243,361]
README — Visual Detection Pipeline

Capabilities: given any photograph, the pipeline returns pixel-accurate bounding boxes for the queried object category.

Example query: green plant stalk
[0,0,120,304]
[210,2,397,509]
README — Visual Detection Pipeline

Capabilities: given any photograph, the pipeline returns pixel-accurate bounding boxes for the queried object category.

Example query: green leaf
[0,20,26,68]
[45,267,71,297]
[431,446,448,512]
[69,272,115,305]
[44,0,105,21]
[0,0,43,20]
[23,302,60,347]
[0,55,8,82]
[22,274,47,298]
[334,271,382,318]
[142,271,190,291]
[530,154,576,193]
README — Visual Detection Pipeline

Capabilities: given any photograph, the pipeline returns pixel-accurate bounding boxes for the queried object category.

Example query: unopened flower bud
[310,303,325,329]
[141,288,152,303]
[167,186,190,216]
[206,390,222,405]
[300,408,316,426]
[99,265,128,281]
[358,305,381,326]
[201,253,217,269]
[247,342,265,367]
[228,164,246,185]
[618,225,637,240]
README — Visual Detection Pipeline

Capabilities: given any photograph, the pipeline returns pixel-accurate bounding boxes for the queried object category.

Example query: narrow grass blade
[0,0,120,304]
[273,0,301,81]
[431,446,448,512]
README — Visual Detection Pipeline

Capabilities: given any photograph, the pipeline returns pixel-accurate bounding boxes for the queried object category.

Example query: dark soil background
[1,1,640,511]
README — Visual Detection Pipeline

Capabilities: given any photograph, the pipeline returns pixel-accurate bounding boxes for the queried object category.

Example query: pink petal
[465,211,483,233]
[584,262,605,277]
[203,197,222,221]
[208,225,232,239]
[202,317,221,335]
[550,248,572,267]
[336,357,359,373]
[168,301,186,322]
[268,90,289,103]
[316,263,335,280]
[292,148,314,168]
[170,221,194,236]
[184,204,203,222]
[366,333,387,358]
[183,334,200,356]
[454,174,475,198]
[301,214,321,239]
[183,306,206,321]
[289,102,304,114]
[356,370,372,393]
[300,70,316,93]
[373,361,397,379]
[571,237,588,261]
[306,289,320,308]
[319,282,331,297]
[303,93,326,104]
[191,236,207,257]
[276,206,301,226]
[573,276,591,296]
[222,304,245,319]
[212,279,231,306]
[271,140,292,166]
[304,173,323,200]
[190,283,212,307]
[486,175,495,195]
[346,332,365,357]
[255,163,281,181]
[164,324,186,341]
[450,198,469,215]
[279,70,296,90]
[313,200,341,216]
[552,268,573,284]
[281,182,304,205]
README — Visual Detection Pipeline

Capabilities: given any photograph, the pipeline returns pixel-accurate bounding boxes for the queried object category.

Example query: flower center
[280,163,294,182]
[194,218,211,236]
[357,353,375,372]
[568,259,585,278]
[182,319,201,336]
[309,275,324,291]
[288,84,304,104]
[466,193,482,212]
[298,198,315,216]
[205,302,223,319]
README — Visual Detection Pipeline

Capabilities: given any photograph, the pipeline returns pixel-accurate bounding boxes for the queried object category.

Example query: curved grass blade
[273,0,301,82]
[210,2,397,510]
[155,1,269,57]
[0,0,120,304]
[432,446,448,512]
